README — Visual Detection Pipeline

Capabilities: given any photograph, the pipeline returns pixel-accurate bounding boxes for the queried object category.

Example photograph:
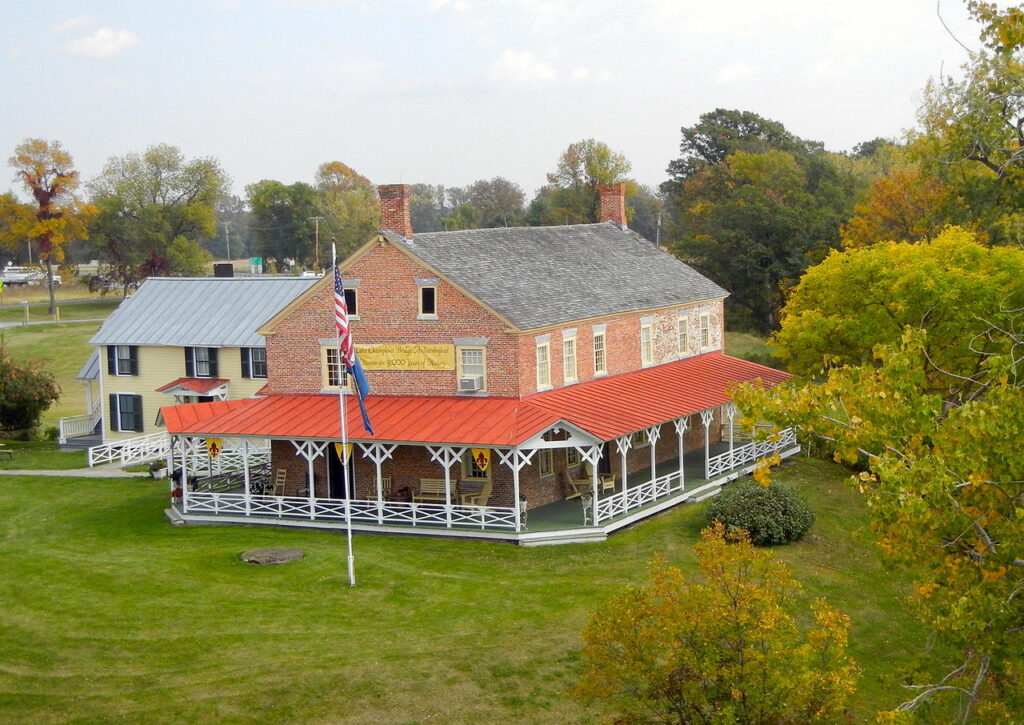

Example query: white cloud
[488,49,556,83]
[64,28,140,59]
[52,16,97,34]
[427,0,471,11]
[716,61,754,85]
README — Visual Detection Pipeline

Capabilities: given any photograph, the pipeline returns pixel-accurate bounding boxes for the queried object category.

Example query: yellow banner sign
[470,448,491,472]
[205,438,223,459]
[355,343,455,371]
[333,442,353,464]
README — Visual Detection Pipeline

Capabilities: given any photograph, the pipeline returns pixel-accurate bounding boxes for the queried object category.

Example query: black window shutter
[109,393,119,431]
[208,348,218,378]
[107,346,116,374]
[185,348,194,377]
[130,395,143,432]
[241,348,251,379]
[128,346,139,375]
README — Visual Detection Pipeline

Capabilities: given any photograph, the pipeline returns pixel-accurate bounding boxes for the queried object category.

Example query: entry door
[327,444,356,499]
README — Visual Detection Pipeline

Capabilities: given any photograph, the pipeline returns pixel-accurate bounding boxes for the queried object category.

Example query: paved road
[0,318,107,329]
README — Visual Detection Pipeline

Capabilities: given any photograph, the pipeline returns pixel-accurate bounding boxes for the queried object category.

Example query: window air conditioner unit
[459,376,483,392]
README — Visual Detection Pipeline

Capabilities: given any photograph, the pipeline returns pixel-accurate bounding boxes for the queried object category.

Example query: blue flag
[347,355,374,435]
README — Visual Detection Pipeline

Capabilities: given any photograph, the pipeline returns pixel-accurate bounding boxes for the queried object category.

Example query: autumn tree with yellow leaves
[573,524,857,724]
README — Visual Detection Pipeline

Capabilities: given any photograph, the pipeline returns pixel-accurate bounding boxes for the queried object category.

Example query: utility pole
[310,216,325,271]
[220,221,232,261]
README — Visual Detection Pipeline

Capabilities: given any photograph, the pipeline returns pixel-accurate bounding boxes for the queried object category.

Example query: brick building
[162,184,797,544]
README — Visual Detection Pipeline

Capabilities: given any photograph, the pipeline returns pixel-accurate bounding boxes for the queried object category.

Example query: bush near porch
[0,457,941,724]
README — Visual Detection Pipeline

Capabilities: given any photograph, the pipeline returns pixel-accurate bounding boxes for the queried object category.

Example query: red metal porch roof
[156,377,229,394]
[160,352,788,446]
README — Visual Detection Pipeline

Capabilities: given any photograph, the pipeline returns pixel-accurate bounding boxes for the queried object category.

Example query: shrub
[0,348,61,433]
[706,478,814,545]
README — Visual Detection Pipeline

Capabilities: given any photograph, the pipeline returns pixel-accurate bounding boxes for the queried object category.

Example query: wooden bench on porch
[414,478,456,503]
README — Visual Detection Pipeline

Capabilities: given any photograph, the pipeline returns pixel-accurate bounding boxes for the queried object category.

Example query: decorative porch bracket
[496,447,535,532]
[291,440,329,519]
[427,445,467,528]
[700,408,716,479]
[358,442,398,523]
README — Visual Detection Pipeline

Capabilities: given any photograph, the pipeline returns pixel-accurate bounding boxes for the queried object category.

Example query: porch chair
[272,468,287,497]
[566,462,614,498]
[460,481,492,506]
[365,476,392,499]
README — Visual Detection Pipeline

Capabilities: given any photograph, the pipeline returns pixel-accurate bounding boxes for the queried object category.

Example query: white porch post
[615,435,631,492]
[358,442,397,524]
[497,448,533,532]
[674,416,690,491]
[700,408,715,479]
[291,440,329,520]
[427,445,465,528]
[726,402,737,453]
[647,425,661,486]
[580,445,602,525]
[242,440,251,516]
[180,437,190,513]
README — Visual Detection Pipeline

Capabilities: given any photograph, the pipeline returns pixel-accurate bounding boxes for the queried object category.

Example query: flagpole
[333,244,356,587]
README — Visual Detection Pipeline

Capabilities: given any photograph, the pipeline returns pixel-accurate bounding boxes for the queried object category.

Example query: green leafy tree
[2,139,96,313]
[246,180,321,268]
[166,235,212,276]
[573,524,857,724]
[539,138,632,224]
[736,325,1024,723]
[409,184,448,232]
[0,346,61,433]
[315,161,379,262]
[626,184,665,244]
[773,227,1024,388]
[88,143,228,283]
[463,176,525,228]
[669,148,853,331]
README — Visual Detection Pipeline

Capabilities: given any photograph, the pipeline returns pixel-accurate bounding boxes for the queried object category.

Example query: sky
[0,0,996,201]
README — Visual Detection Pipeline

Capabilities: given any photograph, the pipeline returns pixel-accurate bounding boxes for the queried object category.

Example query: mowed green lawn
[0,321,102,426]
[0,457,932,724]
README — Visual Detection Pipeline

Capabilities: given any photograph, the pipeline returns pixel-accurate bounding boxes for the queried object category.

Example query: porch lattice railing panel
[183,493,518,530]
[88,431,170,467]
[706,428,797,479]
[595,470,683,523]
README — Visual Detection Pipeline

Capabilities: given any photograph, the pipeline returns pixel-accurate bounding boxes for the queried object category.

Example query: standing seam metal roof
[383,223,727,330]
[89,277,319,347]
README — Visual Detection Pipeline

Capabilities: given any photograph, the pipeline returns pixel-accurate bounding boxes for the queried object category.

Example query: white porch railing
[183,492,518,530]
[184,441,271,474]
[706,428,797,478]
[58,401,102,443]
[88,431,170,467]
[595,470,683,523]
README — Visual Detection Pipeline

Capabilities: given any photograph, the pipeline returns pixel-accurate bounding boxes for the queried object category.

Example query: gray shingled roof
[89,277,318,347]
[383,222,727,330]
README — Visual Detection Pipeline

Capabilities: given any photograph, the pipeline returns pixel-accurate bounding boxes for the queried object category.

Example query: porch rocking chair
[460,481,492,506]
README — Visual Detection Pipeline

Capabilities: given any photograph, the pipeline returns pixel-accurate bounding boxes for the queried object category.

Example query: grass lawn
[724,331,784,369]
[0,441,87,470]
[0,299,120,325]
[0,457,934,724]
[0,321,102,427]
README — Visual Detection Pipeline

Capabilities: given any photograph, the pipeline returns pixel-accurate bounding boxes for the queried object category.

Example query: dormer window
[344,287,358,318]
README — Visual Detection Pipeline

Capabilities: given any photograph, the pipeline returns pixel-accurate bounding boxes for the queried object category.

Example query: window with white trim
[419,286,437,317]
[640,323,653,366]
[700,313,711,350]
[536,342,551,388]
[593,332,607,375]
[457,346,486,392]
[563,337,577,383]
[344,287,358,318]
[107,345,138,376]
[631,429,650,448]
[320,347,351,391]
[678,316,689,356]
[110,393,143,432]
[185,347,218,378]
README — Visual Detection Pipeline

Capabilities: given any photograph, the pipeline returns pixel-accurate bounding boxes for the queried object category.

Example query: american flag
[334,265,356,367]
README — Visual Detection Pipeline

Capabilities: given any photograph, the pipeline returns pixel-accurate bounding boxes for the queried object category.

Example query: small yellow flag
[470,448,491,472]
[334,442,353,464]
[205,438,223,459]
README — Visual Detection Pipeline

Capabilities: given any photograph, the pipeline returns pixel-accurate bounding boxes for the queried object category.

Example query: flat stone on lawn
[241,547,305,565]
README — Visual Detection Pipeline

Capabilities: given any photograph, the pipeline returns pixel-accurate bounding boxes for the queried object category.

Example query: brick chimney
[378,184,413,240]
[598,183,627,228]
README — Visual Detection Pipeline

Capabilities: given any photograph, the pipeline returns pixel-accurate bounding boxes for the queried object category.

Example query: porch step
[60,434,103,451]
[164,507,186,526]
